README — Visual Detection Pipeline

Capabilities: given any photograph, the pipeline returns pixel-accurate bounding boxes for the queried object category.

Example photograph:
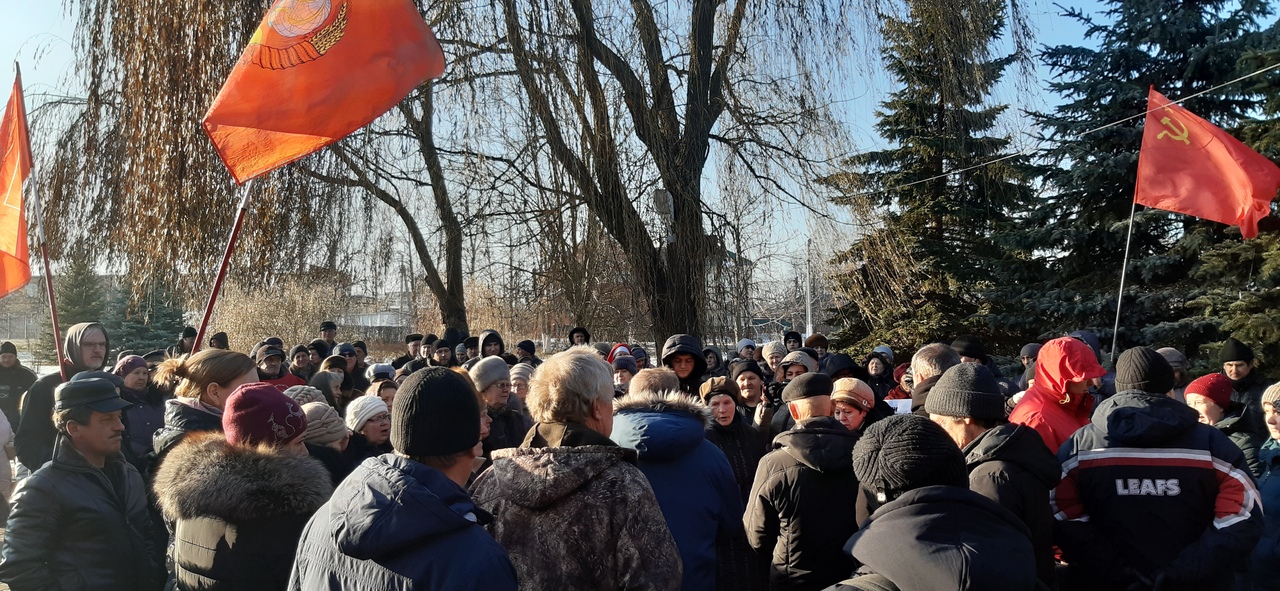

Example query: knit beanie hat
[223,383,308,447]
[181,326,198,339]
[287,344,309,361]
[612,355,638,376]
[302,402,347,445]
[1220,338,1255,363]
[510,363,535,384]
[699,376,743,405]
[112,355,148,379]
[731,360,765,381]
[0,341,15,356]
[805,334,829,349]
[1156,347,1188,371]
[428,339,447,351]
[1020,343,1043,359]
[1115,347,1176,395]
[737,339,757,353]
[852,414,969,503]
[392,366,481,456]
[763,341,788,359]
[345,395,389,433]
[1263,384,1280,409]
[608,344,632,363]
[923,363,1006,421]
[951,335,987,361]
[1185,373,1234,410]
[631,345,649,364]
[470,356,511,392]
[831,378,874,411]
[782,372,834,402]
[517,340,536,356]
[282,385,327,406]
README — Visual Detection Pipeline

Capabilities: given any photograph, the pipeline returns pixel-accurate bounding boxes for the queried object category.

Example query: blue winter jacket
[613,391,744,591]
[288,454,518,591]
[1251,438,1280,589]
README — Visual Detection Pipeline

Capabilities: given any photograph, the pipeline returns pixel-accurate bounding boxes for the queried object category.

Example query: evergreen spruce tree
[988,0,1276,366]
[107,281,189,355]
[826,0,1029,354]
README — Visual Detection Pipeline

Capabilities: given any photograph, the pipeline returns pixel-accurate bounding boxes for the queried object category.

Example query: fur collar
[613,390,713,428]
[153,431,333,522]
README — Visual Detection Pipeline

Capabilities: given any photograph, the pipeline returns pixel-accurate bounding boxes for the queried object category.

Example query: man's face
[321,328,337,342]
[785,339,800,351]
[292,352,310,368]
[343,352,357,372]
[408,340,422,357]
[784,364,807,380]
[483,341,502,357]
[68,409,125,458]
[740,346,755,359]
[572,333,587,345]
[79,328,108,369]
[466,346,479,359]
[309,349,323,365]
[181,337,196,350]
[355,347,367,364]
[813,345,827,356]
[434,347,452,363]
[0,353,15,368]
[705,352,718,368]
[670,353,697,379]
[1224,360,1252,381]
[259,356,282,377]
[736,372,763,403]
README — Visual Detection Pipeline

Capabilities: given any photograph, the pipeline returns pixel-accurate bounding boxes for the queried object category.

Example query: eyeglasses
[81,341,108,350]
[342,352,357,358]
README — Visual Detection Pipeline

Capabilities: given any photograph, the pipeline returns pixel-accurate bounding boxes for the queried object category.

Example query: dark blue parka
[1250,438,1280,589]
[613,391,743,591]
[288,454,518,591]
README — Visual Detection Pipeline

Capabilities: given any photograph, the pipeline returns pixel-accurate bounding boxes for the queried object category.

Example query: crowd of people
[0,320,1276,591]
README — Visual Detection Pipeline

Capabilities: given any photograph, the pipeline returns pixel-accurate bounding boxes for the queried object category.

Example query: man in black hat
[166,326,198,357]
[950,334,1015,396]
[0,376,163,589]
[1221,337,1273,439]
[1054,347,1262,590]
[925,363,1060,587]
[744,372,859,591]
[392,333,424,370]
[318,321,338,351]
[515,340,542,368]
[207,332,230,350]
[290,367,517,590]
[0,341,36,431]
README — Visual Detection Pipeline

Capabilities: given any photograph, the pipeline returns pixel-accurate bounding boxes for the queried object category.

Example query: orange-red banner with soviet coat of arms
[1134,87,1280,239]
[203,0,446,184]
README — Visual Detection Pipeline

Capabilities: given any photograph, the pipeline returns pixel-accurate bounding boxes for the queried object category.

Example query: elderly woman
[831,377,877,433]
[471,346,681,590]
[1251,384,1280,589]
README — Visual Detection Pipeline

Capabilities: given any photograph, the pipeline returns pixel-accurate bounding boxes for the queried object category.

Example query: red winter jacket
[1008,337,1105,454]
[264,372,306,393]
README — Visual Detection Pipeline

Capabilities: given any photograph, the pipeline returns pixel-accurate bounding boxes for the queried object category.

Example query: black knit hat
[1220,338,1255,363]
[923,363,1006,421]
[433,339,451,351]
[731,360,765,381]
[852,414,969,503]
[0,341,15,356]
[517,340,536,355]
[405,333,424,344]
[181,326,198,338]
[209,332,229,347]
[392,366,481,456]
[1115,347,1176,395]
[951,334,987,361]
[782,372,834,402]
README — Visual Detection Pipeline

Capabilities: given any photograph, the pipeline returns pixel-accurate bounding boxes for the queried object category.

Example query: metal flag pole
[1110,197,1139,364]
[191,179,257,355]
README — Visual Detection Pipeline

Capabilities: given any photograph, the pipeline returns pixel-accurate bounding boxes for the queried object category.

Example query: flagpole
[1110,197,1139,364]
[191,179,257,355]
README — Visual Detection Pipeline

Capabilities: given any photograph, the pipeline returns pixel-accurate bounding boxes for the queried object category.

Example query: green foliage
[39,254,107,361]
[826,0,1030,354]
[105,281,190,357]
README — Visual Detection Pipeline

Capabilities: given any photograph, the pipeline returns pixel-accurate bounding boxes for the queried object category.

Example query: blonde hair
[527,346,613,424]
[154,349,255,402]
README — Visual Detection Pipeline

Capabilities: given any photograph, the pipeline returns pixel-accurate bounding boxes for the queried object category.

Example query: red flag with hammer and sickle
[1134,87,1280,239]
[203,0,446,184]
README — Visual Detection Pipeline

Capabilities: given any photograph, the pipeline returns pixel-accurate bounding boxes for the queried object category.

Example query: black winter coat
[745,416,860,591]
[1053,391,1263,591]
[961,423,1060,587]
[15,369,73,471]
[154,432,333,591]
[483,406,530,458]
[706,413,769,505]
[1231,371,1274,440]
[1216,409,1263,478]
[0,435,163,590]
[0,363,36,431]
[152,398,223,463]
[842,486,1038,591]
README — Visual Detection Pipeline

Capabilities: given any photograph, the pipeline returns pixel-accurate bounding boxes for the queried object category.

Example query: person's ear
[205,382,222,405]
[65,420,84,439]
[788,401,800,420]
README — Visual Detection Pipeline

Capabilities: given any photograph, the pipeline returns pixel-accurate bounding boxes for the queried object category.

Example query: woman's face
[833,401,867,432]
[708,394,737,427]
[378,384,397,407]
[867,358,885,376]
[1266,403,1280,441]
[480,409,493,439]
[482,381,511,410]
[360,411,391,445]
[123,366,149,391]
[511,379,529,401]
[1186,393,1224,426]
[784,364,807,381]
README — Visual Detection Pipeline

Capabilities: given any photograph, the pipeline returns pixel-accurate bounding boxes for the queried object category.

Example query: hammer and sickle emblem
[1156,109,1190,145]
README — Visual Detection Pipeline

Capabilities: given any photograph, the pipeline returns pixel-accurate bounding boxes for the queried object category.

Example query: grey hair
[911,344,960,383]
[527,346,614,424]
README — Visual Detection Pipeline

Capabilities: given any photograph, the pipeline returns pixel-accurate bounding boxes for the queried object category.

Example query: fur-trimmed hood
[613,390,713,461]
[153,431,333,523]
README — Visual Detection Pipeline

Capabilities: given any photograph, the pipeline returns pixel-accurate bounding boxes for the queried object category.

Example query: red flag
[1135,87,1280,239]
[0,69,33,298]
[203,0,446,184]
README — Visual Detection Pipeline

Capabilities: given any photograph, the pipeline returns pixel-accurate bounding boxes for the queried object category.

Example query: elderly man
[0,377,163,589]
[745,373,859,590]
[16,322,111,471]
[909,343,960,416]
[472,347,681,590]
[392,333,424,369]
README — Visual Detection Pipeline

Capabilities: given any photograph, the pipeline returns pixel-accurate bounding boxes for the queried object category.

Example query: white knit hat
[345,395,389,433]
